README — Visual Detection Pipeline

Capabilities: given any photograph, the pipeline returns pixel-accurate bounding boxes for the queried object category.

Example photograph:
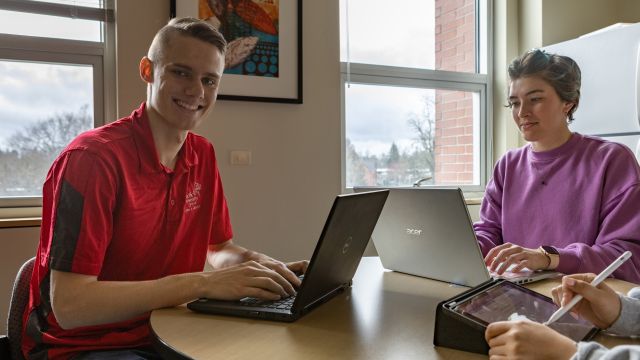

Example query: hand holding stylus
[545,251,631,326]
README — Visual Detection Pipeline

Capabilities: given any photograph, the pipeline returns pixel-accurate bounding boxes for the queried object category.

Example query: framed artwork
[170,0,303,104]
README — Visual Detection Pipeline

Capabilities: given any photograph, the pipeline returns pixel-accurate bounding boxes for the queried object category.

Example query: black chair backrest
[7,257,35,360]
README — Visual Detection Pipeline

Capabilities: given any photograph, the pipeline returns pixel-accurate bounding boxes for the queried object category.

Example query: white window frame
[340,0,493,193]
[0,0,116,210]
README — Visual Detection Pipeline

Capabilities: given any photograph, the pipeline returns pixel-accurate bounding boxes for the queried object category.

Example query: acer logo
[406,228,423,236]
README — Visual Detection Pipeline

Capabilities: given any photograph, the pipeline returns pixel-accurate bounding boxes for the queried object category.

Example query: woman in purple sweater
[473,49,640,283]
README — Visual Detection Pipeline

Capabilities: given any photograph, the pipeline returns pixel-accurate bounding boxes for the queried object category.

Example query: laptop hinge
[298,283,350,314]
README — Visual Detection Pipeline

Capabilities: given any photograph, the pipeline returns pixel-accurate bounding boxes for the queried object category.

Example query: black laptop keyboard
[240,294,297,310]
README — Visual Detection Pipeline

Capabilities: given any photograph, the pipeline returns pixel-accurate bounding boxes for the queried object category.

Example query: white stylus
[544,251,632,326]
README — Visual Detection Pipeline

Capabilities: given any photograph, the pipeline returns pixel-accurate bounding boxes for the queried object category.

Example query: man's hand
[485,320,577,360]
[199,260,299,300]
[286,260,309,276]
[485,243,550,274]
[248,254,309,288]
[207,240,309,292]
[550,273,622,329]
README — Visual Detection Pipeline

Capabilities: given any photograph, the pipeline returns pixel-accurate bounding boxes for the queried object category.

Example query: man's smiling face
[146,33,225,132]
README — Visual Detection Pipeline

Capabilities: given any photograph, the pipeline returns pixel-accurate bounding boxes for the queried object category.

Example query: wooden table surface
[151,257,639,359]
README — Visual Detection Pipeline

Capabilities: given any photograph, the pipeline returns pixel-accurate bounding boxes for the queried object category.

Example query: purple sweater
[474,133,640,283]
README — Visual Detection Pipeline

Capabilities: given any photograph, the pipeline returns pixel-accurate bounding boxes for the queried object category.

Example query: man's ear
[139,56,153,83]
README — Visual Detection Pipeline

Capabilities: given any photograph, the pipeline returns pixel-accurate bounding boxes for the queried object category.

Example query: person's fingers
[485,321,510,341]
[551,284,563,305]
[492,247,524,274]
[487,335,507,348]
[509,259,529,273]
[559,275,582,306]
[488,247,509,271]
[247,276,291,297]
[485,243,511,265]
[488,344,509,359]
[241,285,283,300]
[240,261,296,295]
[564,275,616,307]
[287,260,309,275]
[560,274,596,302]
[257,260,299,293]
[563,273,597,285]
[269,268,298,295]
[493,258,513,274]
[488,355,509,360]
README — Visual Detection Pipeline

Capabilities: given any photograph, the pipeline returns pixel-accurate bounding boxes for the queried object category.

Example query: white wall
[199,1,342,261]
[510,0,617,147]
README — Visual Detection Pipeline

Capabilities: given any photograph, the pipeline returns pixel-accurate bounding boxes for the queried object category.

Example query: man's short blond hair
[148,17,227,62]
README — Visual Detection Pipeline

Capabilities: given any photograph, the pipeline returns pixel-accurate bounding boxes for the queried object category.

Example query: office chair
[2,257,35,360]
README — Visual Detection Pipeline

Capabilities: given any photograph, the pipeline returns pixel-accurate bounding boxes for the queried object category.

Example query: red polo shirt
[22,103,233,359]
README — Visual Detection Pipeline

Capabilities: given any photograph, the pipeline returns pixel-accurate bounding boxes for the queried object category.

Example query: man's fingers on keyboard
[247,276,288,297]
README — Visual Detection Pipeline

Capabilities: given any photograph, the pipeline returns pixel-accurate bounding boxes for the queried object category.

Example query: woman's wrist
[539,250,552,269]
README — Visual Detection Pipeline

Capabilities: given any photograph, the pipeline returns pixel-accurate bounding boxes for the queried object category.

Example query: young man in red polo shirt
[21,18,308,360]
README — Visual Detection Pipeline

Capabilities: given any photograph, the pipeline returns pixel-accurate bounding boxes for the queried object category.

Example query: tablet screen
[451,281,596,341]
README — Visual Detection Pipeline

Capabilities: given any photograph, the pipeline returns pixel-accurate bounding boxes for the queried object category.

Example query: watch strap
[539,246,560,270]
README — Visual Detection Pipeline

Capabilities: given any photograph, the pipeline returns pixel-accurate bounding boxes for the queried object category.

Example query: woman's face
[508,76,574,151]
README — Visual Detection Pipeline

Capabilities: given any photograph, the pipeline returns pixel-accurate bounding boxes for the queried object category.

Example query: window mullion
[0,0,114,22]
[0,33,104,56]
[340,62,488,86]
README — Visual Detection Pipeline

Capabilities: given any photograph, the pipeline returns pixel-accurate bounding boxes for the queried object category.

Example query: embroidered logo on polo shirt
[185,182,202,213]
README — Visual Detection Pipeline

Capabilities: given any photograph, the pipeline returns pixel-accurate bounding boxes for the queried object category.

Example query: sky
[339,0,436,68]
[339,0,438,157]
[0,3,100,150]
[0,61,93,150]
[0,6,101,42]
[345,84,435,156]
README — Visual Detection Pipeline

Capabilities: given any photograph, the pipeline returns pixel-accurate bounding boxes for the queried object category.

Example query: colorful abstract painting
[199,0,280,78]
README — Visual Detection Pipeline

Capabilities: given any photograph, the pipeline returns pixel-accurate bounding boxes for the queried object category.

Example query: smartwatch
[539,246,560,270]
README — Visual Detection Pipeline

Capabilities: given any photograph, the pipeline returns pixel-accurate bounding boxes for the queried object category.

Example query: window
[0,0,115,208]
[340,0,492,190]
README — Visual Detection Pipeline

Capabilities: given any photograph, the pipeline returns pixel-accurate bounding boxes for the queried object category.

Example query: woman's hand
[485,243,550,274]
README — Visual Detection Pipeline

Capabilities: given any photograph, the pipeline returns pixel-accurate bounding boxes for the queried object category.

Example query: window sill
[465,198,482,205]
[0,198,482,229]
[0,217,41,228]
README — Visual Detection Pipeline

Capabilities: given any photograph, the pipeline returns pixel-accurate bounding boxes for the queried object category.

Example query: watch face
[542,246,559,255]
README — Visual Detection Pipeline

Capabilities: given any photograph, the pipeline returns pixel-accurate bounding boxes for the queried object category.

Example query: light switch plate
[230,150,252,165]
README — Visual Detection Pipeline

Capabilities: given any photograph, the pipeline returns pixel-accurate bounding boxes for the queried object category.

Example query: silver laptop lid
[354,187,490,287]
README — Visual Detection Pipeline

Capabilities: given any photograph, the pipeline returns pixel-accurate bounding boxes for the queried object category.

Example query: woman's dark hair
[508,49,581,122]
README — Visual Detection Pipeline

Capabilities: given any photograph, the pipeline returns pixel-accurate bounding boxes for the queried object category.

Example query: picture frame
[170,0,303,104]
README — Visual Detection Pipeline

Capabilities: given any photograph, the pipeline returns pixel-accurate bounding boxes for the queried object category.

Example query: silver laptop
[354,187,560,287]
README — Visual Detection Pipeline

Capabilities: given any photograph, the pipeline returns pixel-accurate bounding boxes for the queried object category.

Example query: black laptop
[187,190,389,322]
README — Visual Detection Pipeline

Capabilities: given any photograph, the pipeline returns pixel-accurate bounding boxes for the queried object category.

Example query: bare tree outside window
[341,0,487,190]
[0,105,92,196]
[407,97,436,185]
[346,95,436,187]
